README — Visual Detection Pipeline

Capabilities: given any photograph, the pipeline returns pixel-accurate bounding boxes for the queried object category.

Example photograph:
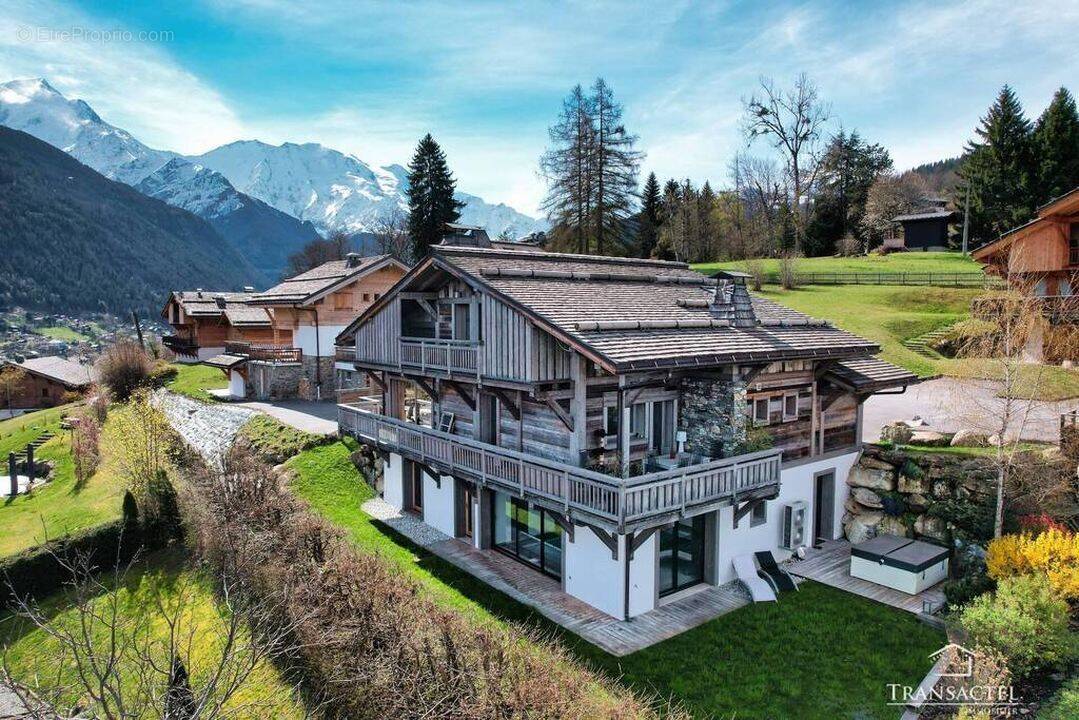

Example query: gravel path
[361,497,449,546]
[152,390,254,467]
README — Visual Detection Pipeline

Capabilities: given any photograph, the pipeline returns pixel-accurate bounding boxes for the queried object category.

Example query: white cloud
[0,0,245,154]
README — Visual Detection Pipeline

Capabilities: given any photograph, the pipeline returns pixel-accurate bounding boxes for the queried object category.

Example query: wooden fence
[757,271,998,287]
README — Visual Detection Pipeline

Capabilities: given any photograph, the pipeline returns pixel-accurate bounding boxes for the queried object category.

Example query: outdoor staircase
[901,325,956,358]
[28,430,55,449]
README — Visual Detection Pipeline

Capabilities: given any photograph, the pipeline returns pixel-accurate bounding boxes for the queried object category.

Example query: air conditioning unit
[782,501,807,550]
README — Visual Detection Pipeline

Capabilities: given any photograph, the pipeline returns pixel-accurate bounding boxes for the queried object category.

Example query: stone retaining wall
[843,445,998,544]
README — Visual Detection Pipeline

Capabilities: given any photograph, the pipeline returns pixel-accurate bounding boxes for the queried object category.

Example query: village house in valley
[971,185,1079,361]
[163,253,407,400]
[335,246,916,623]
[2,356,94,409]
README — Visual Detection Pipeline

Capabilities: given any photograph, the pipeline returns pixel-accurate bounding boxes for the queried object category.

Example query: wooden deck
[430,538,750,656]
[786,539,946,615]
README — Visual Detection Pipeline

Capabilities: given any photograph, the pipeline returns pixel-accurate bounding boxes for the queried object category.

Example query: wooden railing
[335,345,356,363]
[759,271,999,287]
[162,334,199,357]
[399,338,480,376]
[225,341,302,363]
[339,404,782,531]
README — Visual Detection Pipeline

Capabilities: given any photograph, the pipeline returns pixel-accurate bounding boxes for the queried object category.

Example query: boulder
[931,480,952,500]
[909,430,950,447]
[879,423,913,444]
[844,511,883,544]
[914,515,948,542]
[847,464,896,491]
[898,473,931,495]
[879,515,910,538]
[950,429,989,448]
[907,493,930,511]
[851,487,884,508]
[859,454,898,472]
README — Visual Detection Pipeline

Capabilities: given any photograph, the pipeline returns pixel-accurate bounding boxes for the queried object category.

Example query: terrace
[223,341,302,363]
[338,403,782,533]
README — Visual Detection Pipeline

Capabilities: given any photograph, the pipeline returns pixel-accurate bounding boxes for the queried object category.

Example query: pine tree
[407,134,464,260]
[697,181,717,261]
[591,78,643,254]
[540,85,595,253]
[636,172,661,258]
[809,130,892,255]
[958,86,1036,242]
[1033,87,1079,202]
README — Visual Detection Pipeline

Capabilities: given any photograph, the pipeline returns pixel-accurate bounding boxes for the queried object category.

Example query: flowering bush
[985,528,1079,600]
[1017,513,1068,534]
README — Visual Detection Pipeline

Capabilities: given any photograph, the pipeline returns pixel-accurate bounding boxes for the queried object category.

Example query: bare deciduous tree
[0,365,26,415]
[370,208,412,264]
[1,550,305,720]
[742,74,831,254]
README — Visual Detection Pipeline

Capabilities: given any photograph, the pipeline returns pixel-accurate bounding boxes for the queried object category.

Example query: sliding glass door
[491,491,562,578]
[658,515,706,596]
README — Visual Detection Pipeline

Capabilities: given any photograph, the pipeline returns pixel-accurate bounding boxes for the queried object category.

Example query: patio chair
[755,550,799,592]
[733,554,776,603]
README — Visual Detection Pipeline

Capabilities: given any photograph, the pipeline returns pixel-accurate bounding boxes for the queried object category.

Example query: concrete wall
[228,369,246,398]
[563,529,657,619]
[295,325,347,357]
[383,453,405,510]
[627,533,657,617]
[713,451,859,584]
[422,472,457,537]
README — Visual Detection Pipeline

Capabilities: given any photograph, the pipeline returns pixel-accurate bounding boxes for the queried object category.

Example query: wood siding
[1009,222,1071,273]
[353,298,401,366]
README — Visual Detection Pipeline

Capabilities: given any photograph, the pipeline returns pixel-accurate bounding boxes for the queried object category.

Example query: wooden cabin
[3,356,94,409]
[335,247,916,621]
[161,289,272,361]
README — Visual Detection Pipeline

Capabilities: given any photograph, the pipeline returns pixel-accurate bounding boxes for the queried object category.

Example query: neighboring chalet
[972,186,1079,362]
[335,246,916,622]
[163,253,407,400]
[883,197,955,251]
[442,223,548,253]
[3,356,94,408]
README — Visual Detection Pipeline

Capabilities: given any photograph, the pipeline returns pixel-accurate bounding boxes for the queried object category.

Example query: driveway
[862,377,1077,443]
[233,398,338,435]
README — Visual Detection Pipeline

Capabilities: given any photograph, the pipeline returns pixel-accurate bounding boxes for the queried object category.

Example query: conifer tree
[637,172,661,257]
[958,86,1036,242]
[1033,87,1079,202]
[407,134,463,259]
[591,78,642,253]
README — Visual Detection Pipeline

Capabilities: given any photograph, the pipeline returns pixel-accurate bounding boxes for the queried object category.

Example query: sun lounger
[733,554,776,603]
[755,550,799,592]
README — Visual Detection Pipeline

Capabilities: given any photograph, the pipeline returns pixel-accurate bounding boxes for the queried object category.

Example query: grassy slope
[289,439,943,720]
[695,251,982,276]
[33,325,89,342]
[0,404,126,558]
[1,550,306,719]
[166,363,227,402]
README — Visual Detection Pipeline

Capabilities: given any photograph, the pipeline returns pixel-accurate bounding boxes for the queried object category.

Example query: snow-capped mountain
[135,158,244,218]
[0,77,546,242]
[0,78,176,185]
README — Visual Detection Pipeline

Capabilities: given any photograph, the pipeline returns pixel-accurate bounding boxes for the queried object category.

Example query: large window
[658,515,706,596]
[492,491,562,578]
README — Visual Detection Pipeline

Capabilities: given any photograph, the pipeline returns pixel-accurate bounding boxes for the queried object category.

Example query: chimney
[214,294,227,309]
[196,288,203,298]
[345,252,362,268]
[243,286,255,293]
[710,271,757,328]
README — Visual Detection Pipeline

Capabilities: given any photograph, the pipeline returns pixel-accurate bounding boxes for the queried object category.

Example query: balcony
[399,338,480,376]
[224,341,302,363]
[339,403,782,532]
[335,345,356,364]
[162,334,199,357]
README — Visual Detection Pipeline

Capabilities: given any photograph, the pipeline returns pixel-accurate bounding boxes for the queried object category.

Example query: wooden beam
[414,377,438,401]
[365,370,386,391]
[739,363,770,385]
[417,298,439,320]
[627,526,660,560]
[545,396,574,432]
[445,380,475,410]
[490,387,520,421]
[585,524,619,560]
[545,510,575,542]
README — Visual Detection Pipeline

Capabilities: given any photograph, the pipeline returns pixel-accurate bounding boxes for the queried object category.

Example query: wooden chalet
[161,289,270,361]
[3,356,94,408]
[335,246,916,621]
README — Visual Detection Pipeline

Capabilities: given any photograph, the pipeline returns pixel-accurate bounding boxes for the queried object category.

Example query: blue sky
[2,0,1077,215]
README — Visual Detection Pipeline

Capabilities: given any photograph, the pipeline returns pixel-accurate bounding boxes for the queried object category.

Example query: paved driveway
[234,398,338,435]
[862,377,1077,443]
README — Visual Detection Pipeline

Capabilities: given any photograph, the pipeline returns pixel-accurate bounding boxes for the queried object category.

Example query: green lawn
[1,550,306,719]
[694,251,982,276]
[33,325,89,342]
[166,362,227,402]
[289,439,944,719]
[0,404,125,558]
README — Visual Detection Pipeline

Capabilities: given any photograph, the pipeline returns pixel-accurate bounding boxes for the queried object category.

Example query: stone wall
[680,376,747,458]
[843,445,998,545]
[302,356,337,401]
[246,361,304,400]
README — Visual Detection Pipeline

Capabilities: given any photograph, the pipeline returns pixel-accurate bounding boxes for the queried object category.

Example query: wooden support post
[446,380,476,411]
[544,396,574,432]
[585,524,619,560]
[569,354,588,465]
[25,444,34,484]
[8,452,17,497]
[490,388,520,420]
[618,378,630,479]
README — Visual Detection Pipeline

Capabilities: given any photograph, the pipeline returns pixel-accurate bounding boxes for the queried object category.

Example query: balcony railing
[162,334,199,357]
[224,341,302,363]
[339,403,782,532]
[399,338,480,376]
[335,345,356,363]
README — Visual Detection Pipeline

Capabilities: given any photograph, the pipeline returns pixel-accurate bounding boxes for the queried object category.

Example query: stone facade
[680,376,747,458]
[246,361,304,400]
[302,355,337,400]
[843,445,998,545]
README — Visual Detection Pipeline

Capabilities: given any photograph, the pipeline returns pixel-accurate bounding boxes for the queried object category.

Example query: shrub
[960,574,1075,678]
[778,253,800,289]
[836,234,862,257]
[71,407,101,484]
[95,341,153,400]
[148,359,178,386]
[86,384,110,423]
[985,529,1079,600]
[944,572,995,608]
[1041,676,1079,720]
[742,258,765,291]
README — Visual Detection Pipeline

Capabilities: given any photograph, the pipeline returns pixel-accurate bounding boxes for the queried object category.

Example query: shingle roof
[893,209,954,222]
[14,356,94,388]
[824,357,918,392]
[251,255,397,305]
[169,291,271,326]
[433,247,878,371]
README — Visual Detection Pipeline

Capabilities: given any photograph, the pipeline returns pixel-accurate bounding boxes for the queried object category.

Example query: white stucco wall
[196,346,224,362]
[627,534,657,617]
[383,453,405,510]
[422,473,457,537]
[564,528,624,618]
[294,325,347,357]
[713,451,859,584]
[228,370,246,398]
